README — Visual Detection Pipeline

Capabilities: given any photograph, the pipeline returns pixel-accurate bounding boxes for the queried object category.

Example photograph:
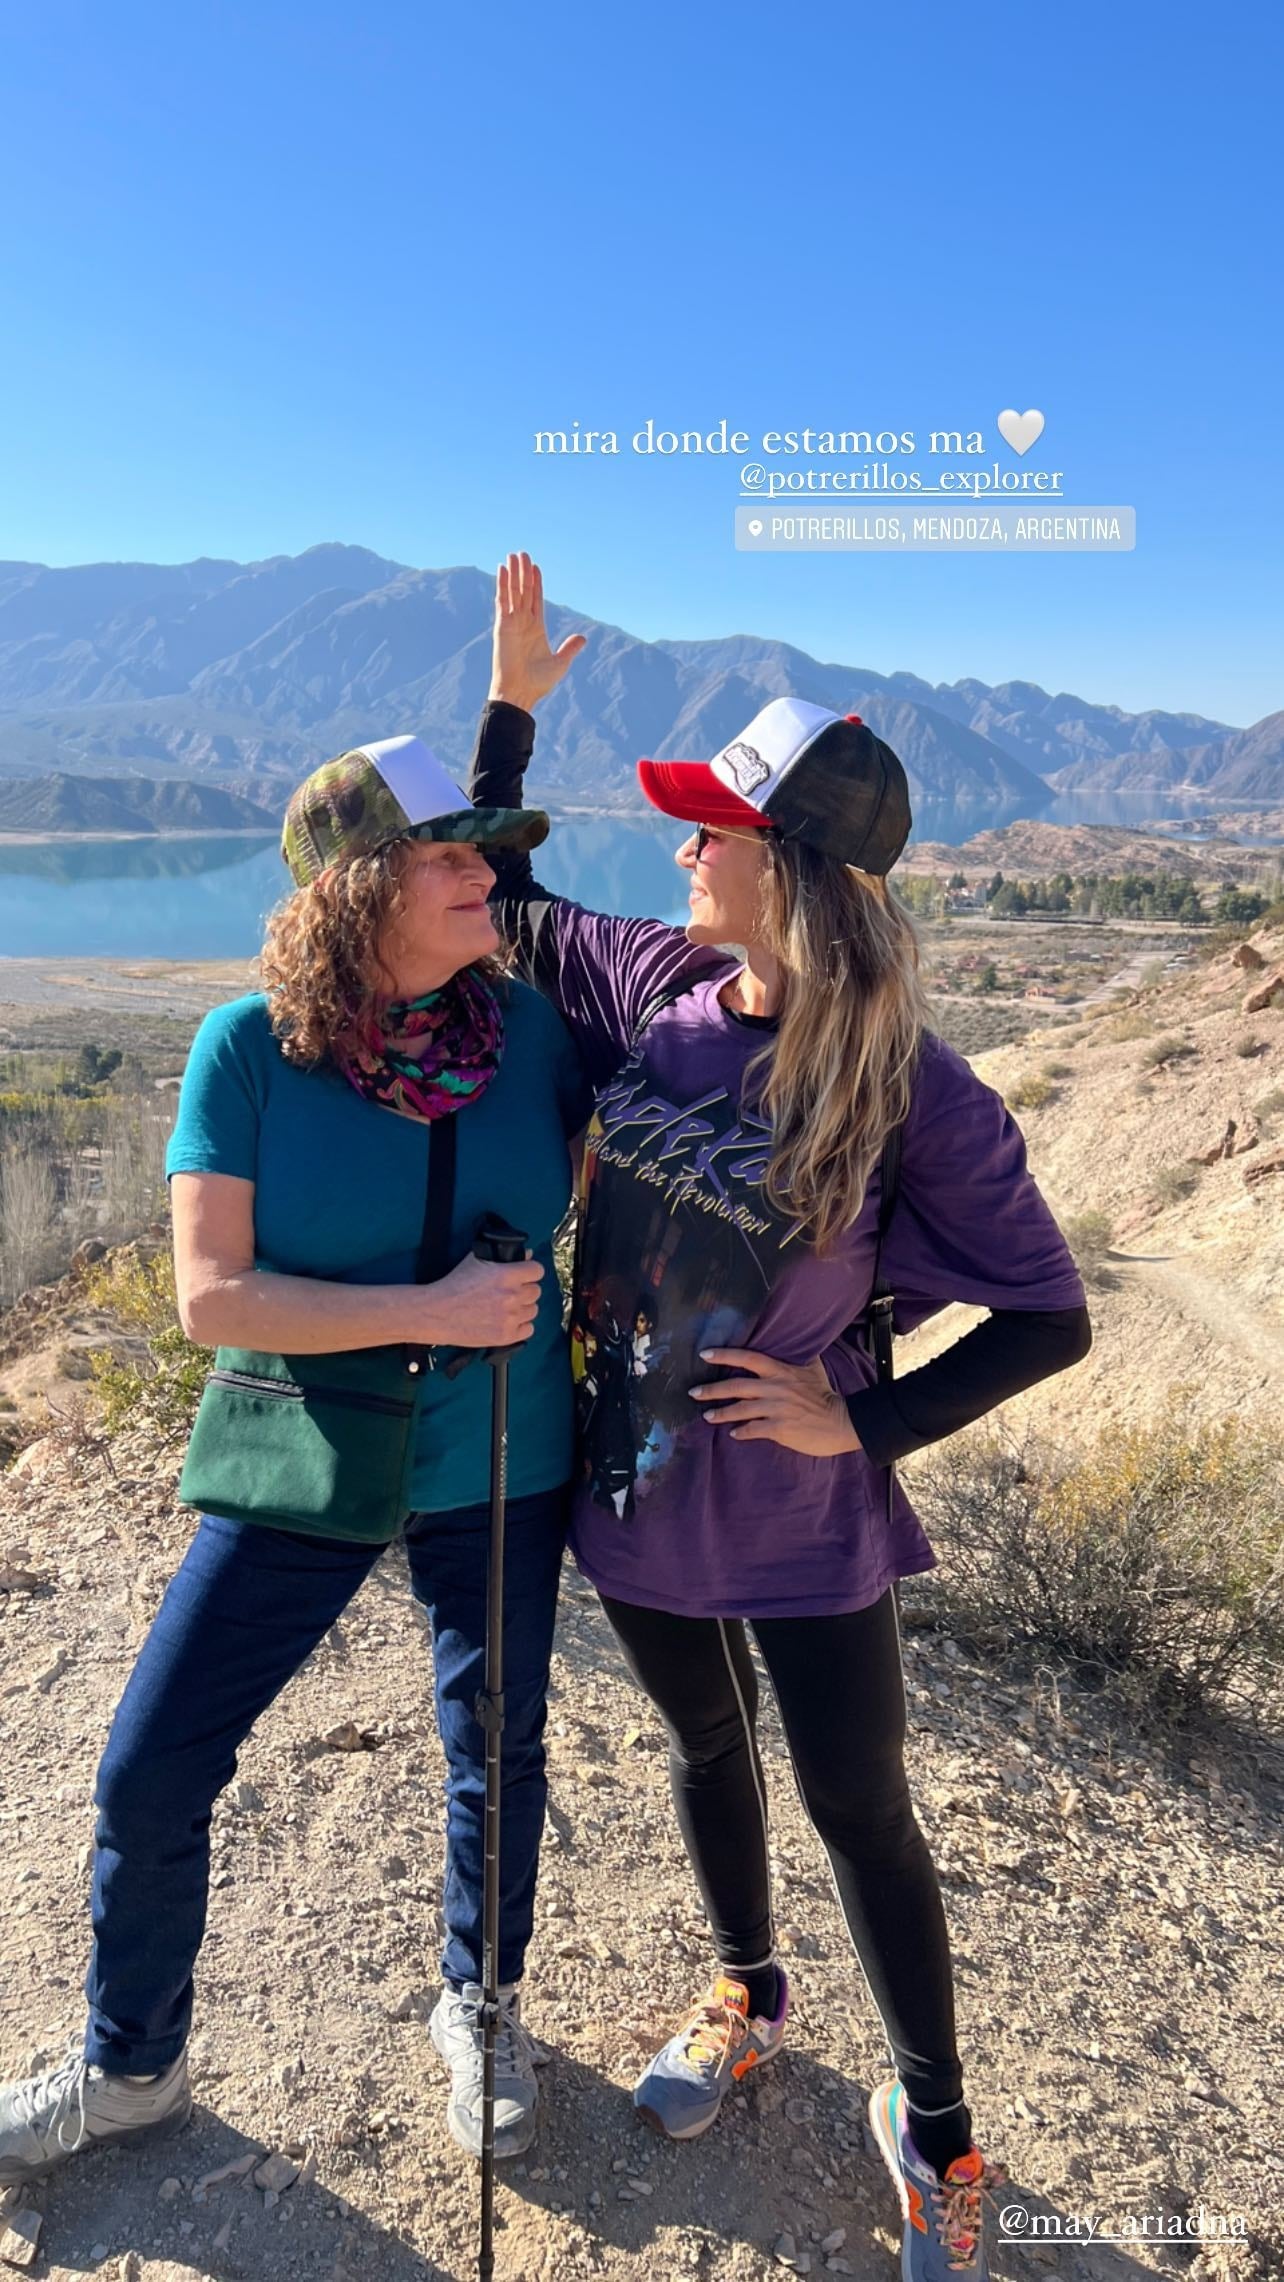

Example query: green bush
[1141,1033,1197,1069]
[1216,888,1268,927]
[83,1250,211,1437]
[907,1398,1284,1723]
[1004,1072,1054,1111]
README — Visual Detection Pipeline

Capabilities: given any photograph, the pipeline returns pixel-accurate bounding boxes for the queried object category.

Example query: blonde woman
[470,554,1092,2282]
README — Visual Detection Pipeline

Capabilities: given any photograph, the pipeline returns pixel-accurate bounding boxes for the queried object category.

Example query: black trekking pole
[471,1212,530,2282]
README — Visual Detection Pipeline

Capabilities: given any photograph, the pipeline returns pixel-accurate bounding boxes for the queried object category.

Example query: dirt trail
[1116,1251,1284,1382]
[1,1426,1280,2282]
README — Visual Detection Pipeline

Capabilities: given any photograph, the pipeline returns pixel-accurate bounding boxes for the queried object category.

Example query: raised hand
[489,550,587,713]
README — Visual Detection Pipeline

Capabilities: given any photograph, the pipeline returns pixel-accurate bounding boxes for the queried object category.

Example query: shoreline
[0,827,278,844]
[0,797,1281,850]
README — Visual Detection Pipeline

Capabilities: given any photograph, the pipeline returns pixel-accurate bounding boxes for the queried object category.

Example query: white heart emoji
[748,518,764,536]
[997,408,1045,455]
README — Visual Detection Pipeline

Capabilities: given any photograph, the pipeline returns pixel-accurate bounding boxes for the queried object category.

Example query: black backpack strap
[406,1111,458,1375]
[865,1119,904,1386]
[851,1036,922,1386]
[861,1115,909,1549]
[630,966,709,1044]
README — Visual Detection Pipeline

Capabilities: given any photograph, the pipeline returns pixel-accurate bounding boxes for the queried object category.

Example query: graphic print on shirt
[569,1038,803,1523]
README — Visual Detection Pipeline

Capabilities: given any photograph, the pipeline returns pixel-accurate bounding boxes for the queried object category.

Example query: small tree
[1216,886,1267,927]
[77,1045,123,1087]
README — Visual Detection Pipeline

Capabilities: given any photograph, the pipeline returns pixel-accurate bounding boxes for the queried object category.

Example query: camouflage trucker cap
[281,734,549,888]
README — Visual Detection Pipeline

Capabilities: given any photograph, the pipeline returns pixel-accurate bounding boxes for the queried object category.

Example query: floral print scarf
[337,966,504,1122]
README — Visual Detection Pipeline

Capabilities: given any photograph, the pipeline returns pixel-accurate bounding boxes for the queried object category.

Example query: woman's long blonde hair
[746,836,931,1253]
[259,841,503,1067]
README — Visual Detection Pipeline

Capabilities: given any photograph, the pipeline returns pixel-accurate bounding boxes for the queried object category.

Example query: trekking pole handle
[472,1214,532,1365]
[439,1214,532,1381]
[473,1213,530,1268]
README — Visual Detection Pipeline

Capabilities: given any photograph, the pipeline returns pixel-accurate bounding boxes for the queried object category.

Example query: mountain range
[0,545,1279,812]
[0,772,278,835]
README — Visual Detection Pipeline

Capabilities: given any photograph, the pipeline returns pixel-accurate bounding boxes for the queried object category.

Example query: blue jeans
[83,1488,568,2075]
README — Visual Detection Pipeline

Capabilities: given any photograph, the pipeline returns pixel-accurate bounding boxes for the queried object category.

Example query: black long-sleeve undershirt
[469,699,1092,1468]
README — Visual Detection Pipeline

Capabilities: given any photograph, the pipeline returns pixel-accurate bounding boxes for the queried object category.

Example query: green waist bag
[178,1113,458,1544]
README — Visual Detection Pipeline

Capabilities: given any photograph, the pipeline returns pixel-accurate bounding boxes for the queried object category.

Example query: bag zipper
[210,1369,413,1417]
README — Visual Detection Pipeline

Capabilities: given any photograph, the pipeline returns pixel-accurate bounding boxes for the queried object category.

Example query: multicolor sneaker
[633,1971,789,2141]
[868,2075,1007,2279]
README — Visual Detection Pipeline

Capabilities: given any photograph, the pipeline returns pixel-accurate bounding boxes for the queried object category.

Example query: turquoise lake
[0,794,1277,959]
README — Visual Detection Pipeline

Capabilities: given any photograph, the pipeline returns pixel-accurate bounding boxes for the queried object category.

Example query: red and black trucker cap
[637,696,912,875]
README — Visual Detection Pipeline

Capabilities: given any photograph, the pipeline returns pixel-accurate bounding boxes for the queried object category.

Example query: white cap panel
[710,697,835,809]
[360,734,468,825]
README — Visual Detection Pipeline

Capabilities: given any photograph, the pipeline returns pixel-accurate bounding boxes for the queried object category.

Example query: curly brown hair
[259,843,505,1068]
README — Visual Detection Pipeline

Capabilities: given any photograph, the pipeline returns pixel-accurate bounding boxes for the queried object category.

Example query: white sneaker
[0,2038,191,2186]
[428,1983,542,2159]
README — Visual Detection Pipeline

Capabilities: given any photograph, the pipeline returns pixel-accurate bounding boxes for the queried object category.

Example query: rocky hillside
[890,922,1284,1465]
[901,818,1282,890]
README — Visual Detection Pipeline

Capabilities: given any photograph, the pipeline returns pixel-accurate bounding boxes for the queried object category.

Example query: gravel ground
[1,1423,1280,2282]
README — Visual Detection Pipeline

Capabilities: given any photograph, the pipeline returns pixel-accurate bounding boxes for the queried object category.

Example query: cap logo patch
[721,741,770,795]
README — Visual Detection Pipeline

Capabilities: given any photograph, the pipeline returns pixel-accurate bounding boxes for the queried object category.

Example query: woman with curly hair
[0,727,591,2183]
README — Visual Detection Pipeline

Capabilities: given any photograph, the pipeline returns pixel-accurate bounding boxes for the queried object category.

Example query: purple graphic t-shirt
[511,900,1085,1620]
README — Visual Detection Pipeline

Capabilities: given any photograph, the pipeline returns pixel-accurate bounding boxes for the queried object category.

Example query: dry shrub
[906,1397,1284,1726]
[1153,1160,1200,1206]
[1062,1210,1115,1287]
[83,1250,211,1438]
[0,1090,175,1307]
[0,1146,60,1295]
[1106,1009,1156,1042]
[1141,1033,1196,1069]
[1004,1072,1054,1112]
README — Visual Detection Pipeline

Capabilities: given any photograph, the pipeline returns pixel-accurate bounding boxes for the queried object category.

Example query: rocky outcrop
[1191,1117,1260,1165]
[1242,969,1284,1013]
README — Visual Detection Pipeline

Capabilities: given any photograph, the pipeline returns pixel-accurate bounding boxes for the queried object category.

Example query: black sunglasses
[693,821,778,860]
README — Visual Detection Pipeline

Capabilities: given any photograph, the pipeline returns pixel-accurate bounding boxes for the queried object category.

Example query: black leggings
[600,1587,968,2136]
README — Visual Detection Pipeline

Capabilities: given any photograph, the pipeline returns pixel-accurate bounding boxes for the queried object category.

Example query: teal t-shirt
[165,984,591,1514]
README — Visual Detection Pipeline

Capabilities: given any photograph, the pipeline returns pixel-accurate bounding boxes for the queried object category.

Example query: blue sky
[2,0,1280,724]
